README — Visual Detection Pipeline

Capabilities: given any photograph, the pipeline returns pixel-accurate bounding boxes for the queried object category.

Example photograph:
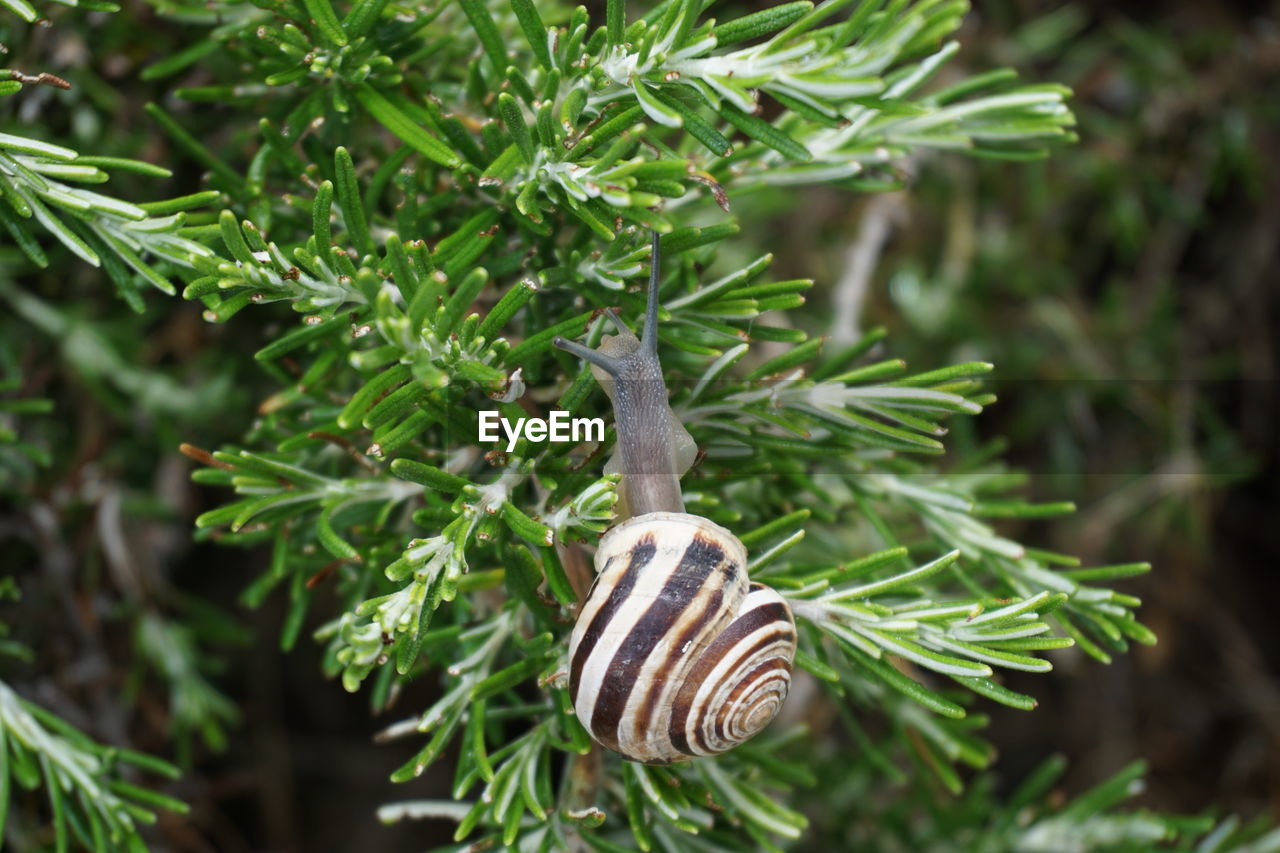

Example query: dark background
[1,0,1277,849]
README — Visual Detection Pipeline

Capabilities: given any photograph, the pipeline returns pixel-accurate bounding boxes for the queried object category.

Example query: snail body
[553,234,796,764]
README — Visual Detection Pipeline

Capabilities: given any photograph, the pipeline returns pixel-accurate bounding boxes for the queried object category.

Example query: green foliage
[806,752,1280,851]
[134,0,1073,238]
[0,680,188,851]
[0,7,234,840]
[0,0,1272,849]
[0,582,186,850]
[874,5,1268,555]
[0,131,211,312]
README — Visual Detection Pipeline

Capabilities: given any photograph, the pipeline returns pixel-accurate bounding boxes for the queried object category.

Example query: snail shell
[568,512,797,764]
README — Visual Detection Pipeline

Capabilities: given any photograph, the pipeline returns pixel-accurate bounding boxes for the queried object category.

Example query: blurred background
[752,0,1280,824]
[0,0,1277,849]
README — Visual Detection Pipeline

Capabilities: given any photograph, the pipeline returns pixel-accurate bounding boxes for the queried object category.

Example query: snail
[552,233,797,764]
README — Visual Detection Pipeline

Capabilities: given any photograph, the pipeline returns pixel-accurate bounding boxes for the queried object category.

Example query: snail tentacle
[641,230,661,356]
[551,336,624,373]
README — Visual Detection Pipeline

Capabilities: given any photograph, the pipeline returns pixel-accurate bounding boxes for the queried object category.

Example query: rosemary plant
[0,580,189,850]
[1,0,1275,850]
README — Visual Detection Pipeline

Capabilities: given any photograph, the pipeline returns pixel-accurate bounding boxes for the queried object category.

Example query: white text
[478,410,605,452]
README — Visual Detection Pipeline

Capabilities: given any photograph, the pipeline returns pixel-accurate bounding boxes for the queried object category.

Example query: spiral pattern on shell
[568,512,797,764]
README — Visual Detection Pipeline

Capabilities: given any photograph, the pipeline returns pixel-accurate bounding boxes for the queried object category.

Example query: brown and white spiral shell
[568,512,797,764]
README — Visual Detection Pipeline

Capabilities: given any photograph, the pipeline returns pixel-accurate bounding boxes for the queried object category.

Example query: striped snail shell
[568,512,796,764]
[553,233,797,764]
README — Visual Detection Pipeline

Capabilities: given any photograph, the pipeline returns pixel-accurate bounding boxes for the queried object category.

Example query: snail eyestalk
[642,230,661,356]
[551,336,623,374]
[603,308,629,336]
[553,230,686,517]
